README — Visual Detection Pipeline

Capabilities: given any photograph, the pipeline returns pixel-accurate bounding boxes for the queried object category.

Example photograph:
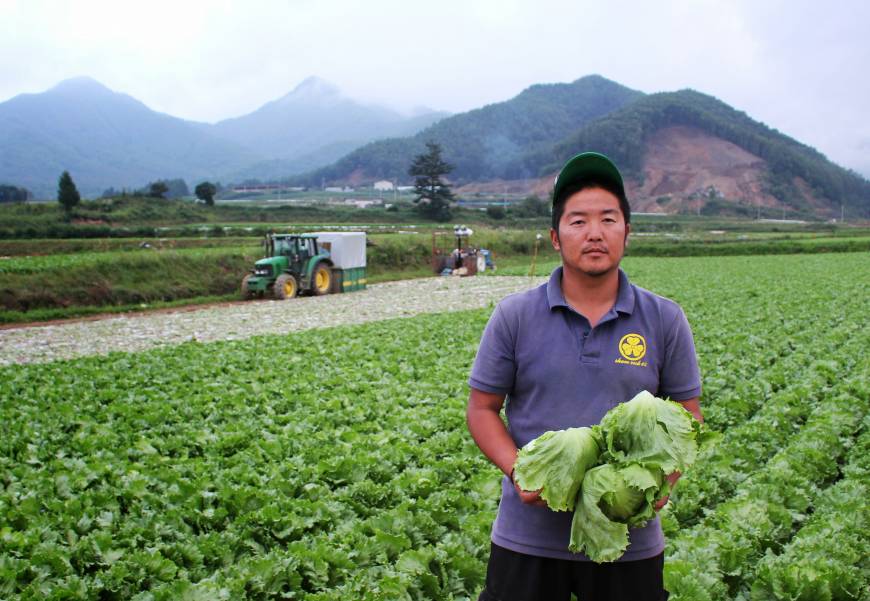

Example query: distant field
[1,219,869,323]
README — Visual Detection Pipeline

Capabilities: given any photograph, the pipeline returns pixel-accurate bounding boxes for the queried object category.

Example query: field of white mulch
[0,275,546,365]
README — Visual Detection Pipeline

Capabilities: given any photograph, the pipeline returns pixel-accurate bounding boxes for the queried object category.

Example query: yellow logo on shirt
[615,333,648,367]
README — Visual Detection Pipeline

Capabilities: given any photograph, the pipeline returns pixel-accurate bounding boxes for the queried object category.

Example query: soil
[0,275,546,365]
[629,126,781,213]
[0,299,250,331]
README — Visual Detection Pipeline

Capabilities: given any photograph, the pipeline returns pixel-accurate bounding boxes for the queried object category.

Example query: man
[467,152,703,601]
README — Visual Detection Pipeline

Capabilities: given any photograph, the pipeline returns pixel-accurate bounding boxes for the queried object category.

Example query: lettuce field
[1,252,868,600]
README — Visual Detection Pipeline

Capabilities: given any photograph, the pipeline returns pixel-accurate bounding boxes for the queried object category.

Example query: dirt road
[0,275,545,365]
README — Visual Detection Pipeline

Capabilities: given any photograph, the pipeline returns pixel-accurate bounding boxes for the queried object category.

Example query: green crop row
[750,420,870,601]
[664,369,869,600]
[1,253,869,599]
[668,356,849,529]
[0,245,260,275]
[0,312,499,600]
[0,249,260,315]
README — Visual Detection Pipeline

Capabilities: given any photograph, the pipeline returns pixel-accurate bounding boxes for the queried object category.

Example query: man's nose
[586,221,603,240]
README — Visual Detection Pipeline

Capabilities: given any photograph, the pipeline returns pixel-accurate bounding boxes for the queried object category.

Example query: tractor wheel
[241,274,255,300]
[275,274,298,300]
[311,263,332,295]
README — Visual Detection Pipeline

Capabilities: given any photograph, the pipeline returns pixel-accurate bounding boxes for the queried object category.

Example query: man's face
[550,186,629,277]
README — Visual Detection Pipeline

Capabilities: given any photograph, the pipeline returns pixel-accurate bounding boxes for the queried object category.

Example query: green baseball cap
[553,152,625,204]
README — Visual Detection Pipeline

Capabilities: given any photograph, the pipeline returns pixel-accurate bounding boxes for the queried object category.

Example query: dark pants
[478,543,669,601]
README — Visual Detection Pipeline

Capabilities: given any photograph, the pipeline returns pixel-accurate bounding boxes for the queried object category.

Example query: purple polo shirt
[468,267,701,561]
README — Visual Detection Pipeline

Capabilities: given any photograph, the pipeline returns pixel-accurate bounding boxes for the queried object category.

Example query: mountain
[209,76,448,176]
[298,81,869,219]
[0,77,259,198]
[5,75,866,217]
[0,76,446,198]
[512,89,870,217]
[291,75,644,186]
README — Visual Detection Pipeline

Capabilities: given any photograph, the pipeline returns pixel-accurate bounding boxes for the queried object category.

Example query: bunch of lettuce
[512,390,704,562]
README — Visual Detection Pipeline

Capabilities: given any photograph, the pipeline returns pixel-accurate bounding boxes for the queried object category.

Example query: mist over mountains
[0,76,447,198]
[293,75,644,186]
[1,74,867,218]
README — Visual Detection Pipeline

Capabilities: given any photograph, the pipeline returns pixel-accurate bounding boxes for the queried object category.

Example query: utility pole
[529,234,543,277]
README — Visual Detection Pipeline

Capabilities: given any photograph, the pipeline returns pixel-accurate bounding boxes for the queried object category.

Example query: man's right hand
[514,481,548,507]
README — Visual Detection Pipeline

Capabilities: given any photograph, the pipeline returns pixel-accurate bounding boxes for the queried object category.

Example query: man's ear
[624,222,631,246]
[550,227,560,251]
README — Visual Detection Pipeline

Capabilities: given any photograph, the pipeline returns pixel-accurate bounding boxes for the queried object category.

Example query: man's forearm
[467,404,518,477]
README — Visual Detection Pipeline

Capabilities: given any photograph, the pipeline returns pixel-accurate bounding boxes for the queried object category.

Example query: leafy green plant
[1,252,868,599]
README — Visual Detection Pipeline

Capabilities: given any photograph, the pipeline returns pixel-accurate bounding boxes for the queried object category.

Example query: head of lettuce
[512,390,706,562]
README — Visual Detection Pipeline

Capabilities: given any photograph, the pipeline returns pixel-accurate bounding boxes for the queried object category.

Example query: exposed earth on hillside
[628,126,781,213]
[456,125,833,216]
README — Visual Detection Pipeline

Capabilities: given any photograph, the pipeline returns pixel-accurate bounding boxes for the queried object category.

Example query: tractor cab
[268,234,320,275]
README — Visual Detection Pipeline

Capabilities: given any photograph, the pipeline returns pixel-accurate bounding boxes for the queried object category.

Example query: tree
[486,205,506,220]
[511,195,550,218]
[408,141,454,222]
[0,184,30,203]
[57,171,81,212]
[162,178,190,198]
[195,181,217,206]
[149,181,169,199]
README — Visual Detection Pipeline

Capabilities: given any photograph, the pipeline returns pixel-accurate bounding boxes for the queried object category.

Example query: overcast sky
[1,0,868,176]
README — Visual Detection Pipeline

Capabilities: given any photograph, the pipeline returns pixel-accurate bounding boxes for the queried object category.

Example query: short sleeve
[659,307,702,401]
[468,304,517,395]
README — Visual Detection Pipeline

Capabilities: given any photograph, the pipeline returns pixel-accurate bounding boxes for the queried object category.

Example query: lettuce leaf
[599,390,700,474]
[569,463,662,562]
[513,427,602,511]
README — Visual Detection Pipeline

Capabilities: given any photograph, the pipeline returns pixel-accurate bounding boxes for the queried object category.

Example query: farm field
[1,253,869,600]
[2,224,870,324]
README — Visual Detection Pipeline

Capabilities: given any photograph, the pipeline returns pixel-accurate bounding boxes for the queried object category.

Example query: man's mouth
[583,247,607,255]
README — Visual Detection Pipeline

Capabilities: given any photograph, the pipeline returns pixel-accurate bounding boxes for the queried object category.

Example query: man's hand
[654,397,703,512]
[514,481,548,507]
[511,469,547,507]
[654,470,682,511]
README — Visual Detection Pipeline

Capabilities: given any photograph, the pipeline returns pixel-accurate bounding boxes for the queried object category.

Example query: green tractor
[242,233,334,299]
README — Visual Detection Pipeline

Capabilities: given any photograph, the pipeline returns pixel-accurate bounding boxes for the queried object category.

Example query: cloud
[1,0,868,175]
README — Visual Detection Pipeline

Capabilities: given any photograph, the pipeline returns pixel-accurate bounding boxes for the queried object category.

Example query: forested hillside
[297,83,869,218]
[291,75,643,185]
[518,90,870,216]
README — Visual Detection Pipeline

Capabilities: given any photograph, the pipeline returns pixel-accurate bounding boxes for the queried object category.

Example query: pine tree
[408,141,454,222]
[57,171,80,212]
